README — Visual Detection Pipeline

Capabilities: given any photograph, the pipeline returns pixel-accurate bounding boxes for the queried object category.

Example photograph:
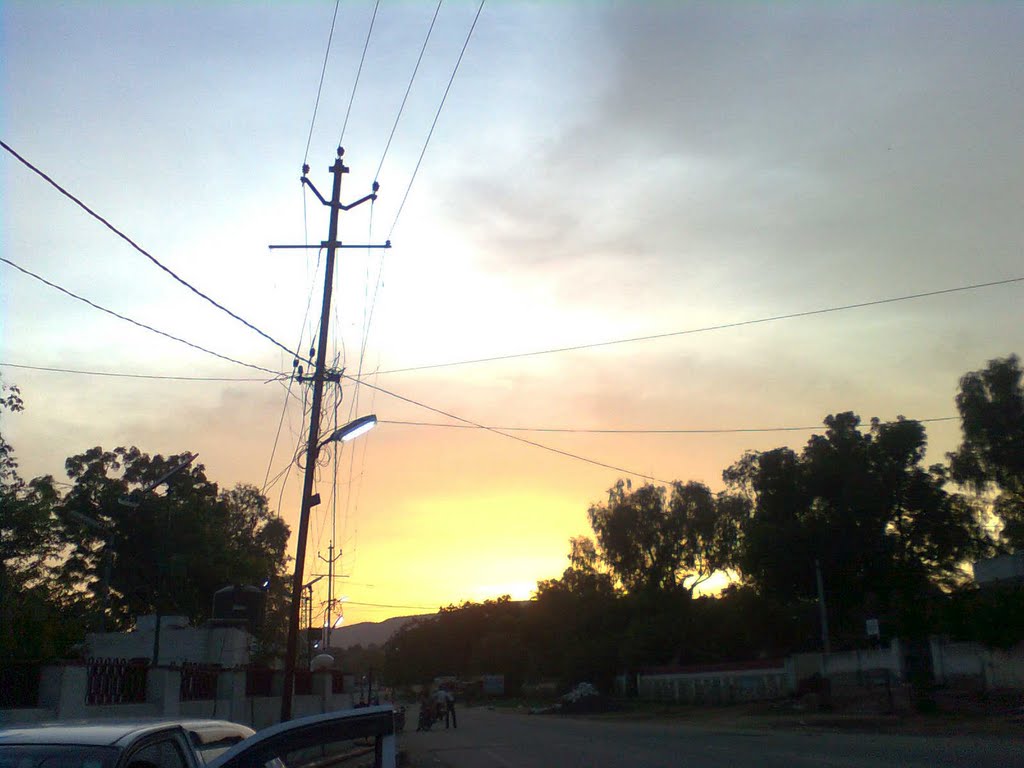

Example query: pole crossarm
[268,242,391,250]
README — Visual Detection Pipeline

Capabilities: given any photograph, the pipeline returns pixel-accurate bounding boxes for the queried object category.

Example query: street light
[281,415,377,722]
[320,414,377,447]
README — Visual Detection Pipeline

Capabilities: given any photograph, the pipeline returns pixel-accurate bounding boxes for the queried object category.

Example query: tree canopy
[725,412,989,641]
[1,380,292,660]
[583,479,741,597]
[948,354,1024,548]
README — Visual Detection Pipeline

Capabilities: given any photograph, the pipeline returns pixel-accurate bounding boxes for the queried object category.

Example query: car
[0,707,397,768]
[0,720,254,768]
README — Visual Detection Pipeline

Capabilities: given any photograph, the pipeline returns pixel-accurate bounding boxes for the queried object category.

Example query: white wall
[87,621,250,667]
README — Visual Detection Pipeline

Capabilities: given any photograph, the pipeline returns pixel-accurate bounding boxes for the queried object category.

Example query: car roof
[0,720,251,748]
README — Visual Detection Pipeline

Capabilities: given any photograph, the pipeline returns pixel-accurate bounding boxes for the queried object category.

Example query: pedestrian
[416,690,434,731]
[445,687,457,729]
[433,686,448,726]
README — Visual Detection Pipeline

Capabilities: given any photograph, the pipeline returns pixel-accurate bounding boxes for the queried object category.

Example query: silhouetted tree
[726,413,989,642]
[585,479,739,597]
[0,381,86,661]
[948,354,1024,548]
[54,446,291,644]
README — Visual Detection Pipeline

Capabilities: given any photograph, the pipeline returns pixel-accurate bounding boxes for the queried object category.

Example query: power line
[0,361,272,382]
[338,0,382,147]
[263,250,327,498]
[1,256,280,376]
[374,0,444,182]
[1,139,302,363]
[304,0,342,165]
[343,600,438,611]
[388,0,486,240]
[372,275,1024,376]
[0,362,959,436]
[379,416,961,435]
[343,374,673,484]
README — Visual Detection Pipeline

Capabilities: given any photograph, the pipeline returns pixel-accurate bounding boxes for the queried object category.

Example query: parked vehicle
[0,706,398,768]
[0,720,254,768]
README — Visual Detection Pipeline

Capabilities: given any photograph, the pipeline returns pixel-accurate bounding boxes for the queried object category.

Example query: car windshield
[0,746,119,768]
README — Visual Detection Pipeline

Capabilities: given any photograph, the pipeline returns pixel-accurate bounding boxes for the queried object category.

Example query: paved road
[399,706,1024,768]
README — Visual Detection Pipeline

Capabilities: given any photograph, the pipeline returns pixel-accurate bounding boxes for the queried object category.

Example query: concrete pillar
[40,665,88,719]
[889,638,904,682]
[147,668,182,717]
[313,671,332,713]
[218,669,249,725]
[982,648,994,691]
[929,636,946,686]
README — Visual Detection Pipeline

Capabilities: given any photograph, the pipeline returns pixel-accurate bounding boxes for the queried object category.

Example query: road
[399,706,1024,768]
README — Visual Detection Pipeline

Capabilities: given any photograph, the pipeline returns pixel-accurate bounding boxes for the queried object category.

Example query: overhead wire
[262,248,325,496]
[378,416,961,435]
[0,362,270,382]
[373,0,444,182]
[0,139,304,364]
[338,0,382,148]
[369,275,1024,376]
[339,191,384,577]
[304,0,343,165]
[343,374,673,484]
[343,600,438,611]
[13,356,944,439]
[387,0,486,240]
[1,256,281,376]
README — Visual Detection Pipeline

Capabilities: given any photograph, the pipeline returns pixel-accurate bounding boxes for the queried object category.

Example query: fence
[179,663,219,701]
[634,659,792,705]
[86,658,147,705]
[2,664,360,727]
[246,667,274,697]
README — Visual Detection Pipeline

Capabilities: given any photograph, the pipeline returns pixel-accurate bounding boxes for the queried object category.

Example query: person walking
[445,687,457,729]
[433,686,449,727]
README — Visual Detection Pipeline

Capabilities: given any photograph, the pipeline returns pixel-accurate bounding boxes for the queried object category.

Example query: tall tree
[725,413,988,641]
[56,446,290,636]
[0,380,81,660]
[585,479,738,597]
[948,354,1024,548]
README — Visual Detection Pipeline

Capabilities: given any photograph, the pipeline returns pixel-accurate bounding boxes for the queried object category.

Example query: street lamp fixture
[319,414,377,450]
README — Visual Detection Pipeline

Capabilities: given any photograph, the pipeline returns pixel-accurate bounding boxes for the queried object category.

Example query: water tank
[211,584,266,634]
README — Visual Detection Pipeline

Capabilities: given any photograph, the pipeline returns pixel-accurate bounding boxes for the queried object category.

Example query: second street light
[280,413,377,722]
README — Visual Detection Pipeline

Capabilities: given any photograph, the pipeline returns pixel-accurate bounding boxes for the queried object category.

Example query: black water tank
[212,584,266,634]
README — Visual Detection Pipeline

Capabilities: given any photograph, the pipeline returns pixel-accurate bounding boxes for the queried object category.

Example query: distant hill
[329,613,427,649]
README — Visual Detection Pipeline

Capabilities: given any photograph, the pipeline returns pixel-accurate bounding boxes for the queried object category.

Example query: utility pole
[319,542,344,649]
[275,147,388,723]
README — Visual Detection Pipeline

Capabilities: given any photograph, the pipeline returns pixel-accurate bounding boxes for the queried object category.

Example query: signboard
[865,618,880,638]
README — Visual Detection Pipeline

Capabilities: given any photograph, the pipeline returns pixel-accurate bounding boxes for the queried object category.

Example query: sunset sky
[2,2,1022,627]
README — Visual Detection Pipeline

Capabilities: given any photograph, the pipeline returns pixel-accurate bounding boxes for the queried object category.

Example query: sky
[2,1,1022,628]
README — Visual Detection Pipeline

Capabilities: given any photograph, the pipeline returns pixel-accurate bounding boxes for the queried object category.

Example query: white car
[0,707,397,768]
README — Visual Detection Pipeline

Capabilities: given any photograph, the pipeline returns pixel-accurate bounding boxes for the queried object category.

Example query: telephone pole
[318,542,344,648]
[274,147,388,722]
